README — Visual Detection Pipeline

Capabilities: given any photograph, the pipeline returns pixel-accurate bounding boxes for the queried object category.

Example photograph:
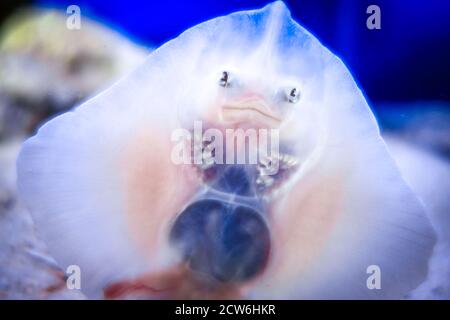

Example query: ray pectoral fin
[16,91,200,297]
[251,141,436,299]
[120,128,200,261]
[251,160,346,297]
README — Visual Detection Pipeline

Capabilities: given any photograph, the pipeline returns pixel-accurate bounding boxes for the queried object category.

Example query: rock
[0,8,149,141]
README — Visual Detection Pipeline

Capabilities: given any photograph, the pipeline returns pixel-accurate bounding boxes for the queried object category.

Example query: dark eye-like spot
[219,71,231,87]
[286,87,300,103]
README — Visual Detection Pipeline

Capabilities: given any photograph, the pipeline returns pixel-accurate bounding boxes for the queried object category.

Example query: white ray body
[17,2,438,299]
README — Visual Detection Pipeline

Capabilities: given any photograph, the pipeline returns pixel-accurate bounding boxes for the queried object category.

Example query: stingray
[16,2,437,299]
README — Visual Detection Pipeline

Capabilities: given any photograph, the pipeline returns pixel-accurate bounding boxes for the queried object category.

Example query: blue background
[7,0,450,103]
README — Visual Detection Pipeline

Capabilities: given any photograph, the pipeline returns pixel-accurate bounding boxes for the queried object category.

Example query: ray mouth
[221,99,281,127]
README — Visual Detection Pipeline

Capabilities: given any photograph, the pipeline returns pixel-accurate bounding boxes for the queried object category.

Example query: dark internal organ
[170,199,271,283]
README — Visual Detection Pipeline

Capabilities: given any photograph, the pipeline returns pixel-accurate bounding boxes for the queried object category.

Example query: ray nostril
[285,87,300,103]
[170,199,270,283]
[219,71,231,87]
